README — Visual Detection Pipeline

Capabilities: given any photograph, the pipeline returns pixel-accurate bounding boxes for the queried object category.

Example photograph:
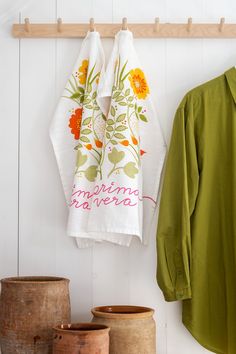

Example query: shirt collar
[225,67,236,104]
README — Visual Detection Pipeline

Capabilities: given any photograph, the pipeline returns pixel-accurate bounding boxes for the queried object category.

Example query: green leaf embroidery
[82,117,92,125]
[139,114,148,122]
[101,114,106,121]
[111,140,118,145]
[81,129,92,135]
[123,162,138,179]
[76,150,87,168]
[114,133,125,139]
[80,136,90,143]
[128,96,134,101]
[85,104,93,109]
[106,126,114,132]
[115,96,124,102]
[119,81,124,90]
[119,102,127,106]
[110,106,116,117]
[87,84,92,93]
[116,125,127,131]
[74,143,82,150]
[70,92,80,99]
[138,106,142,113]
[125,88,130,96]
[106,132,111,139]
[117,113,126,122]
[107,119,115,125]
[84,165,97,182]
[108,147,125,164]
[92,91,97,99]
[113,91,120,99]
[83,98,91,104]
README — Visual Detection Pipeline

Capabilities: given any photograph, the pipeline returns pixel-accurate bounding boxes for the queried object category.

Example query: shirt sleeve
[156,96,199,301]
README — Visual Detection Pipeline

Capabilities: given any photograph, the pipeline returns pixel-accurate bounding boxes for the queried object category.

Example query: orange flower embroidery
[68,108,83,140]
[85,144,92,150]
[131,136,138,145]
[95,139,103,148]
[120,140,129,146]
[129,68,150,99]
[78,59,89,85]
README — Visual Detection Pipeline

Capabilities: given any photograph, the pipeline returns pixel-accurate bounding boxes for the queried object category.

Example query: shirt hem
[182,318,224,354]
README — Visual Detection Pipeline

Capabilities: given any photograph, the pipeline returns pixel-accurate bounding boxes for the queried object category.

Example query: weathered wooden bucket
[0,276,71,354]
[91,305,156,354]
[53,323,110,353]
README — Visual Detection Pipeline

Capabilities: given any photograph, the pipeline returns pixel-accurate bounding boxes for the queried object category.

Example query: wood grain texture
[0,15,19,279]
[12,22,236,38]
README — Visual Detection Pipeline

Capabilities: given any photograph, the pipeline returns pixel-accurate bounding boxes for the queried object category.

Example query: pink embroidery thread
[69,182,155,210]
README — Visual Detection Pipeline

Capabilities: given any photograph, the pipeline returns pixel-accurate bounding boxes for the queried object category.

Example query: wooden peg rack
[12,17,236,39]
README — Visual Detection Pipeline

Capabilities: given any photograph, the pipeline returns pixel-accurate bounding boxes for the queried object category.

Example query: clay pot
[53,323,110,354]
[0,276,71,354]
[91,305,156,354]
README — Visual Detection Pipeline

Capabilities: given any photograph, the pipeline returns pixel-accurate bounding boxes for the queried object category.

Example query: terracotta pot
[91,305,156,354]
[53,323,110,354]
[0,276,71,354]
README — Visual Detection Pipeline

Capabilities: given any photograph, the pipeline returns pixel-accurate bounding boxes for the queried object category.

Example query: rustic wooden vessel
[53,323,110,353]
[0,276,71,354]
[91,305,156,354]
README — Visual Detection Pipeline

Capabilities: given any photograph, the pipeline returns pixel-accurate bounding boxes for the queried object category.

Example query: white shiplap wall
[1,0,236,353]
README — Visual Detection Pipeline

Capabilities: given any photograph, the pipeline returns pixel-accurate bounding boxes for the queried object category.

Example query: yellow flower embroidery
[129,68,150,99]
[78,59,89,85]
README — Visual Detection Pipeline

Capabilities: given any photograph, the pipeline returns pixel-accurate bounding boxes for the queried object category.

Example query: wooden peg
[219,17,225,32]
[90,18,95,32]
[57,18,62,33]
[122,17,128,30]
[24,18,30,32]
[187,17,192,32]
[154,17,160,32]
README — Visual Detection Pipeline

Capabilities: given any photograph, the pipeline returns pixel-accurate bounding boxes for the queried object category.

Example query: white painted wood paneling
[1,0,236,353]
[0,15,19,279]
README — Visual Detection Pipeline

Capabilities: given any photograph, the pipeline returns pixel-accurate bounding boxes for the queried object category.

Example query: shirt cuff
[163,287,192,302]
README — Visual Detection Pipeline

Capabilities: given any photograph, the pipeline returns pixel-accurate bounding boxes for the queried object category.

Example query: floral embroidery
[78,59,89,85]
[129,68,150,99]
[68,108,83,140]
[99,57,148,179]
[64,56,148,182]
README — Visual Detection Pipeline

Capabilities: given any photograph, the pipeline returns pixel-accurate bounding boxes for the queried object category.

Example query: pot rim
[91,305,154,319]
[53,323,110,336]
[1,276,70,284]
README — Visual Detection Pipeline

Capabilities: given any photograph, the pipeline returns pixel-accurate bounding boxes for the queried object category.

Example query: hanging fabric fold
[50,31,106,248]
[50,29,166,248]
[86,30,167,246]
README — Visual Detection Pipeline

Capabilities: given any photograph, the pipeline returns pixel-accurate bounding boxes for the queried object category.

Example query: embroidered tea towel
[50,31,106,248]
[68,29,166,246]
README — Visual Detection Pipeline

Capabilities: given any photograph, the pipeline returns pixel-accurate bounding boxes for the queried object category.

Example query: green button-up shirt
[156,67,236,354]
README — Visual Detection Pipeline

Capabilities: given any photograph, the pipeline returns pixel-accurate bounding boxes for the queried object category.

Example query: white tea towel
[66,30,166,246]
[50,31,106,248]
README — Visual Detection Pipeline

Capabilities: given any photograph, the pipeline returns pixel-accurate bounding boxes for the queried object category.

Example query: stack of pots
[0,276,156,354]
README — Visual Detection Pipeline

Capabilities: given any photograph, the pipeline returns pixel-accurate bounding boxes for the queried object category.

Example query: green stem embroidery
[90,72,100,85]
[108,164,124,178]
[128,145,139,165]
